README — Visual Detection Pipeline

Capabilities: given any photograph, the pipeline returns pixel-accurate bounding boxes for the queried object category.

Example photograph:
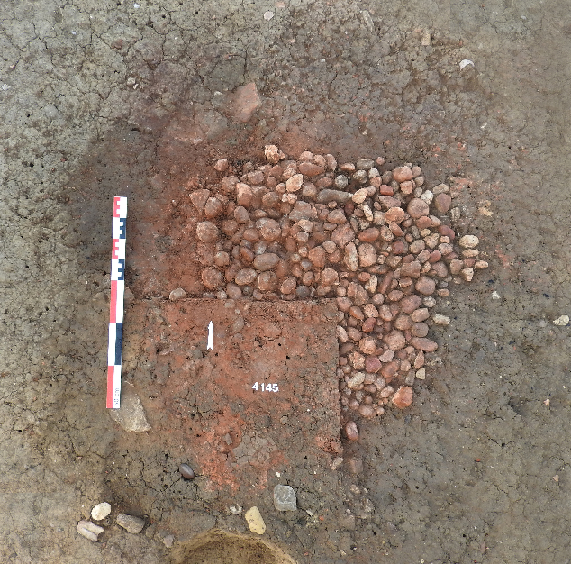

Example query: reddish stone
[196,221,219,242]
[431,261,449,278]
[434,193,452,214]
[361,317,376,332]
[280,277,296,294]
[236,183,253,207]
[415,215,433,230]
[349,305,365,321]
[439,225,456,240]
[379,273,394,294]
[387,289,404,302]
[257,271,277,291]
[385,207,405,223]
[378,304,394,322]
[299,162,325,177]
[316,177,333,188]
[384,330,406,351]
[239,247,255,263]
[190,189,211,212]
[359,337,377,355]
[336,296,352,312]
[331,223,356,246]
[242,228,259,242]
[411,308,430,322]
[253,253,279,271]
[358,243,377,267]
[327,209,347,224]
[275,259,288,279]
[256,218,281,241]
[381,360,399,381]
[429,250,442,263]
[400,181,414,195]
[393,314,412,331]
[378,195,400,209]
[203,197,224,219]
[393,240,407,255]
[389,222,404,237]
[231,82,261,123]
[411,322,429,337]
[321,267,339,286]
[392,386,413,408]
[407,198,430,218]
[400,294,422,314]
[358,227,380,242]
[345,422,359,442]
[400,260,421,278]
[308,246,326,269]
[414,351,425,369]
[379,185,394,196]
[202,267,223,289]
[221,219,239,236]
[393,166,413,182]
[235,268,257,286]
[411,337,439,351]
[365,356,382,373]
[415,276,436,296]
[449,259,464,275]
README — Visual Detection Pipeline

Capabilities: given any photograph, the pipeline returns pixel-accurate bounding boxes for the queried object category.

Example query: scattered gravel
[182,145,487,421]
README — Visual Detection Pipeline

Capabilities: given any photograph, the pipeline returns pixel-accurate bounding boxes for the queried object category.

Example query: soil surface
[2,0,571,562]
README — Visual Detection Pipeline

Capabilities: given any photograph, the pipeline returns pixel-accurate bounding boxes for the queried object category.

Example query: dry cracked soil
[2,0,571,563]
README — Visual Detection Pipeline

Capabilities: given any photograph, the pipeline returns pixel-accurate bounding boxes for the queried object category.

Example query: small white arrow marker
[207,321,213,350]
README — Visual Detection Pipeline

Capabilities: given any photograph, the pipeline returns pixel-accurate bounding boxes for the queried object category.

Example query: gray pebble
[179,463,195,479]
[116,513,145,534]
[356,158,375,170]
[334,175,349,189]
[316,189,353,204]
[295,286,311,298]
[274,484,297,511]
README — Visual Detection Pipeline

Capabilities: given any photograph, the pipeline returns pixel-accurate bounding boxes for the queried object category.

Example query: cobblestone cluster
[185,145,487,418]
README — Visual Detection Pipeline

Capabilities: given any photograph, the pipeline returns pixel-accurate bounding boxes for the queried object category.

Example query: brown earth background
[2,0,571,562]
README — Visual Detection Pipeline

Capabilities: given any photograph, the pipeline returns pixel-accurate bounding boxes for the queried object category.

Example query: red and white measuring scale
[107,196,127,408]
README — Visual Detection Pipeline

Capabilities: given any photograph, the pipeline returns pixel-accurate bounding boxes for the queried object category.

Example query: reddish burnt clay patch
[120,298,340,496]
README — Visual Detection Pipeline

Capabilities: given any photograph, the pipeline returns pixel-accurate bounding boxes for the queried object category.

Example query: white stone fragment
[77,520,104,542]
[553,315,569,326]
[459,59,475,69]
[91,503,111,521]
[432,314,450,325]
[459,235,479,249]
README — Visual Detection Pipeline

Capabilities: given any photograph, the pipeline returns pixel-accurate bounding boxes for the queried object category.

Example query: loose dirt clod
[184,146,487,423]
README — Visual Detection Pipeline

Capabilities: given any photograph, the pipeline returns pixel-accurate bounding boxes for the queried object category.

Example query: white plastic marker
[107,196,127,409]
[207,321,213,350]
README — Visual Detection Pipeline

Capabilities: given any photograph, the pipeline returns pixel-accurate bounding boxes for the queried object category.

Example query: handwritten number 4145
[252,382,279,392]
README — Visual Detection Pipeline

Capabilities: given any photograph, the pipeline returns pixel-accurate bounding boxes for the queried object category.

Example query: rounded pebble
[179,463,195,479]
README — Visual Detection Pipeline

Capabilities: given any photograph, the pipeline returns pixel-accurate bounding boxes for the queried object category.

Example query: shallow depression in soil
[170,529,295,564]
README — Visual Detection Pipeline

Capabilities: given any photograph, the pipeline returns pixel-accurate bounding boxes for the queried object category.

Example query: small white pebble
[459,59,474,70]
[432,314,450,326]
[553,315,569,326]
[492,291,501,300]
[264,11,274,20]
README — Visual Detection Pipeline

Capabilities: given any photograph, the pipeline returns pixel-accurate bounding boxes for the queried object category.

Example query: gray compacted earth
[2,0,571,563]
